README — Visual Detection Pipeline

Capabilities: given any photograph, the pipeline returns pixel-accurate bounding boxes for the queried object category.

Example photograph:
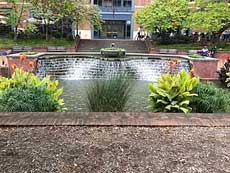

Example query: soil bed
[0,126,230,172]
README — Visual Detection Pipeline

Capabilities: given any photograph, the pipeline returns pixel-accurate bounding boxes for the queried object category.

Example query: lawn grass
[156,42,230,51]
[0,38,75,48]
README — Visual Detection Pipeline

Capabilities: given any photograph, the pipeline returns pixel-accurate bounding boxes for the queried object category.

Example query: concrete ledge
[0,112,230,127]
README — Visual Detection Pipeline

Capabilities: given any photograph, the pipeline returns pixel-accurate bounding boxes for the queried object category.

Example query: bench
[168,49,177,54]
[188,50,198,55]
[159,49,168,54]
[47,46,66,52]
[12,46,32,53]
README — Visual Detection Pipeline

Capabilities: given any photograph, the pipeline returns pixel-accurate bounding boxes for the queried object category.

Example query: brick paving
[0,112,230,127]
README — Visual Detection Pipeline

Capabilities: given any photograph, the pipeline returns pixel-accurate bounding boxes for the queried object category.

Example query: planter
[101,49,126,58]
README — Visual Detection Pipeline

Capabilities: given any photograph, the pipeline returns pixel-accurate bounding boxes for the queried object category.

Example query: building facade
[78,0,152,39]
[0,0,152,39]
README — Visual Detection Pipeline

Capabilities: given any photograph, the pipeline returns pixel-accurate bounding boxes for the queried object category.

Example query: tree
[135,0,189,36]
[29,0,61,40]
[60,0,101,37]
[187,0,230,36]
[29,0,101,39]
[6,0,28,40]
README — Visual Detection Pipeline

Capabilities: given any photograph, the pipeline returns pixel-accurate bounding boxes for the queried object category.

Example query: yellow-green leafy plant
[148,70,200,113]
[225,72,230,88]
[0,68,64,112]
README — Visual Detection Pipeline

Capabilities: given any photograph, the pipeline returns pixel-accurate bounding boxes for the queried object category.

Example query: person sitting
[198,46,209,57]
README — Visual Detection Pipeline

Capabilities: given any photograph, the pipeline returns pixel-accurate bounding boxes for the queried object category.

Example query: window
[94,0,102,6]
[123,0,132,7]
[113,0,121,7]
[103,0,112,7]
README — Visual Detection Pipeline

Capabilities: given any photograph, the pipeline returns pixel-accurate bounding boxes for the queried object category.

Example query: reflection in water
[60,80,151,112]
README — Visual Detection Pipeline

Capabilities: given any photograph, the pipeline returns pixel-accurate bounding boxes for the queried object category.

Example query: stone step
[77,39,149,53]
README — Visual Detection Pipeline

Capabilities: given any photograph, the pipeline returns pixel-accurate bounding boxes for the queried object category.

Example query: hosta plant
[148,70,200,113]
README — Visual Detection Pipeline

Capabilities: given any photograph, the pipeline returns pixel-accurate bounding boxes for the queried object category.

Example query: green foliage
[20,51,37,55]
[29,0,102,38]
[148,70,200,113]
[25,23,38,35]
[0,38,74,49]
[191,83,230,113]
[57,0,102,34]
[86,73,134,112]
[135,0,189,33]
[226,72,230,88]
[0,68,64,111]
[6,0,28,40]
[187,0,230,33]
[189,54,204,59]
[0,87,60,112]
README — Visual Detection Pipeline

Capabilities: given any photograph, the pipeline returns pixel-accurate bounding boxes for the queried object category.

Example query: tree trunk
[45,21,49,40]
[14,27,18,41]
[76,23,79,36]
[61,19,64,38]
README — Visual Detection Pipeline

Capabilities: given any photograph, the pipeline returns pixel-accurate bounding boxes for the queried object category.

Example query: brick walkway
[0,112,230,127]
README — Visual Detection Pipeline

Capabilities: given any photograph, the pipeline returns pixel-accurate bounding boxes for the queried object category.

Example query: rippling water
[59,80,151,112]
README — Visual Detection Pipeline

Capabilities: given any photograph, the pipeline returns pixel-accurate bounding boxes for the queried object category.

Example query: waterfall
[36,55,190,82]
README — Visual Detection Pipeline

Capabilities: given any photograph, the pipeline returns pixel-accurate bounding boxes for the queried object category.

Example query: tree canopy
[135,0,190,33]
[135,0,230,35]
[60,0,102,34]
[29,0,101,38]
[187,0,230,33]
[6,0,28,40]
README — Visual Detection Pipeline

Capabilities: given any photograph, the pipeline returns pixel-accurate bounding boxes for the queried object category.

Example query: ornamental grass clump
[148,70,200,113]
[0,68,64,112]
[86,72,134,112]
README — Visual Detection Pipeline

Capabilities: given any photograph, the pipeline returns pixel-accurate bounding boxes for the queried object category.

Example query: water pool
[60,80,151,112]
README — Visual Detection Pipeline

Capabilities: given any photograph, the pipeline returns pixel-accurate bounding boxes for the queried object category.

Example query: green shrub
[86,73,134,112]
[0,87,59,112]
[148,70,200,113]
[0,68,64,112]
[191,83,230,113]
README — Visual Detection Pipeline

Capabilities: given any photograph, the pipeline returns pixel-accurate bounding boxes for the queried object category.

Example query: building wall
[135,0,152,6]
[0,1,29,29]
[83,0,152,39]
[0,0,153,39]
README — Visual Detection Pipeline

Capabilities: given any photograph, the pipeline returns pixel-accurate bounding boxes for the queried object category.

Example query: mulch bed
[0,126,230,172]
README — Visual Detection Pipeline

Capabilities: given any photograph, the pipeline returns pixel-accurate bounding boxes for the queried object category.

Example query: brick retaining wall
[191,59,218,79]
[0,112,229,127]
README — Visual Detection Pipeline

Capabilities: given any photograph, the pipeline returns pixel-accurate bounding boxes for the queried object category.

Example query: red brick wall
[7,57,36,75]
[135,0,152,6]
[0,56,9,77]
[191,60,218,80]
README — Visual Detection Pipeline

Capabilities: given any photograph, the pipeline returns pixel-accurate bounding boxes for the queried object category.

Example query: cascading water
[36,54,191,112]
[36,55,190,82]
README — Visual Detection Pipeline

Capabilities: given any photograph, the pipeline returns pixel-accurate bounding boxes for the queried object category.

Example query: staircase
[77,39,149,53]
